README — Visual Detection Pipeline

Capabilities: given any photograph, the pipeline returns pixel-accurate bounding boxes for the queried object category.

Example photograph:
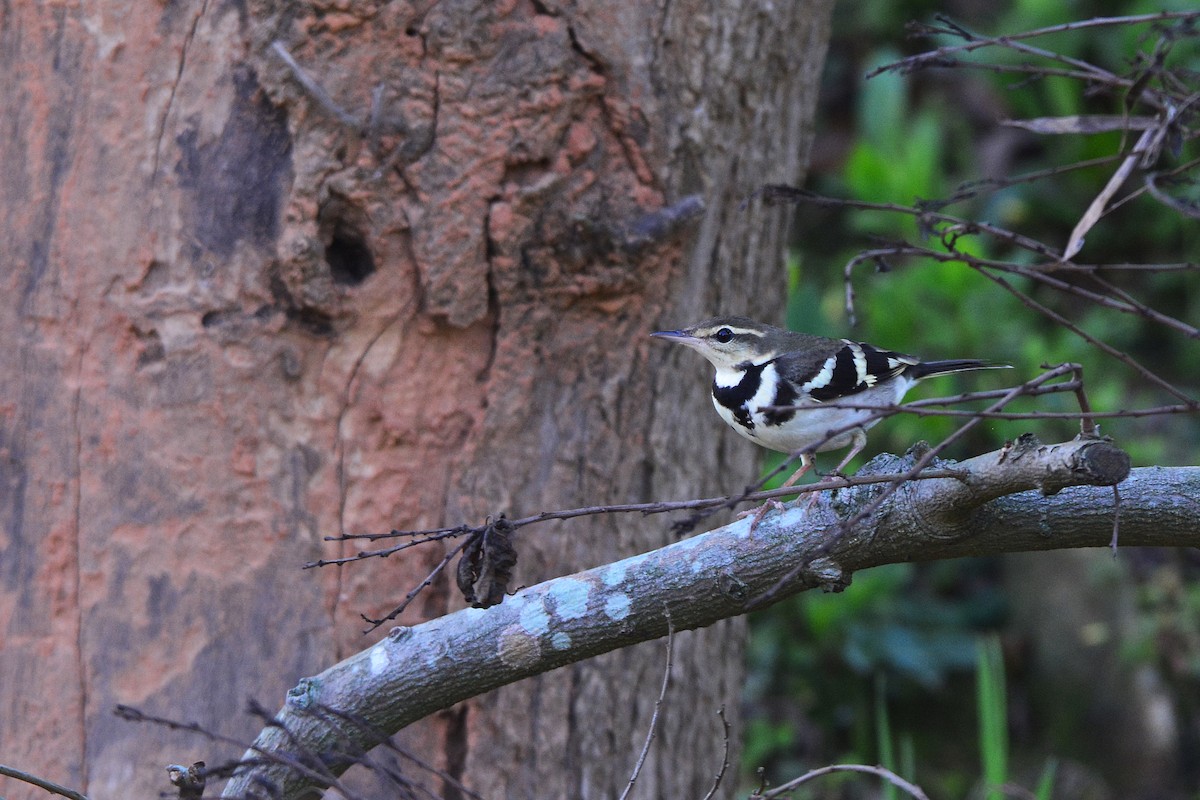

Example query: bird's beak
[650,329,694,343]
[651,329,705,356]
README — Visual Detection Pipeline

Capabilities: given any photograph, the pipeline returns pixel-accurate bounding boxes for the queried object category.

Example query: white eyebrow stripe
[719,326,766,337]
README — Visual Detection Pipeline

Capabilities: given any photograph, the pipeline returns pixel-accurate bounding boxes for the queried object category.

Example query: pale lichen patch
[602,560,629,587]
[518,597,551,636]
[369,643,390,675]
[603,594,631,621]
[548,578,590,620]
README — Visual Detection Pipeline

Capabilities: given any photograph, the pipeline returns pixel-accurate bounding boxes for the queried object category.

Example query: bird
[652,315,1007,497]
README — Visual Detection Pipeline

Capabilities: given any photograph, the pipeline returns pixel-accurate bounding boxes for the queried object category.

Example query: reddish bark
[0,1,832,797]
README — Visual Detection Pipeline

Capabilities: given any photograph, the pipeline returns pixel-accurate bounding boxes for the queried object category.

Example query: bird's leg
[827,429,868,478]
[739,453,814,530]
[804,429,867,508]
[779,453,815,489]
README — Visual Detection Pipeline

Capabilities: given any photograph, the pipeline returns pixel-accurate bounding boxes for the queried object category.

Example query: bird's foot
[737,499,787,532]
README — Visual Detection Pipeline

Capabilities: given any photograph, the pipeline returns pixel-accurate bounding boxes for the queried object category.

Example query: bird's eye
[714,328,734,344]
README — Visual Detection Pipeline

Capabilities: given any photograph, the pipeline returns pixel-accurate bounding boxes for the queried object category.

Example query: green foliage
[977,636,1008,800]
[744,561,1006,787]
[875,674,898,800]
[745,0,1200,796]
[1035,759,1060,800]
[795,6,1200,475]
[794,5,1200,463]
[745,626,1058,798]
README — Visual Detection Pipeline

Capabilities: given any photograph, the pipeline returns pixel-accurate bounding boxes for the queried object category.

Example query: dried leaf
[455,518,518,609]
[1002,115,1157,135]
[1065,125,1157,260]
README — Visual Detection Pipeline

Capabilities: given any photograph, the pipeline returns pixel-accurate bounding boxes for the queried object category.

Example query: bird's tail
[909,360,1011,380]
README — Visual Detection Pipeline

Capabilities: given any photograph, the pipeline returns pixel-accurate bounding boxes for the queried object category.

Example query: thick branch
[219,437,1195,800]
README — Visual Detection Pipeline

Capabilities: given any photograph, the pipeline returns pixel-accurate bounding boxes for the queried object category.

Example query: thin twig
[305,702,485,800]
[114,704,363,799]
[1110,483,1123,555]
[618,608,675,800]
[873,11,1200,104]
[328,524,473,544]
[762,186,1060,258]
[981,270,1195,403]
[305,528,465,568]
[310,470,982,569]
[0,764,89,800]
[753,762,933,800]
[700,706,731,800]
[360,538,473,632]
[835,235,1200,340]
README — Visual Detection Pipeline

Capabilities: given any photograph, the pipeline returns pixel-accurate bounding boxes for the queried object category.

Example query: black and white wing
[772,340,919,402]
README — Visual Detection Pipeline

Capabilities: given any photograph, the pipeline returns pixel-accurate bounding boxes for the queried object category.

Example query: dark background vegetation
[743,0,1200,797]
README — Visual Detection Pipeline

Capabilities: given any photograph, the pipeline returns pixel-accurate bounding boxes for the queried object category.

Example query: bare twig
[360,537,473,633]
[752,763,933,800]
[325,524,473,544]
[302,702,485,800]
[980,270,1196,404]
[114,703,363,799]
[305,527,467,568]
[310,471,985,569]
[1065,124,1161,259]
[762,187,1198,407]
[700,706,732,800]
[872,11,1200,101]
[618,607,674,800]
[832,234,1200,340]
[0,764,89,800]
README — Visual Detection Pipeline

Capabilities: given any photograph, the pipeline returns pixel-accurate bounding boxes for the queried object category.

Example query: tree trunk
[0,1,832,798]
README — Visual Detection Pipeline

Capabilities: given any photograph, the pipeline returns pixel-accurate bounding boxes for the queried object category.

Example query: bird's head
[651,316,786,371]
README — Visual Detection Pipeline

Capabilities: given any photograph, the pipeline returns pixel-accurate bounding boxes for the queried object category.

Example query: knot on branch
[718,570,750,601]
[805,557,848,593]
